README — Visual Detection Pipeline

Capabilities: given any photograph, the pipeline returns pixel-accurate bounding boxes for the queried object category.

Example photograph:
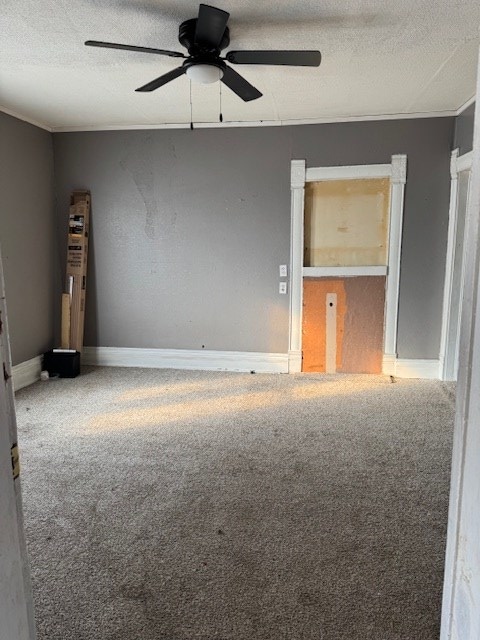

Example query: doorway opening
[288,157,407,375]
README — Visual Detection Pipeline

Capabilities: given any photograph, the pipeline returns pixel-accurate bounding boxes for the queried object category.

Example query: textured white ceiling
[1,0,479,130]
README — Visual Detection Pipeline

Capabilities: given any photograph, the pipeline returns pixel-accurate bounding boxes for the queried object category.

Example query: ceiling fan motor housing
[178,18,230,56]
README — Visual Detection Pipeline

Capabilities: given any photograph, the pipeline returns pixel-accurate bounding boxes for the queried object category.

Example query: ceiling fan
[85,3,321,102]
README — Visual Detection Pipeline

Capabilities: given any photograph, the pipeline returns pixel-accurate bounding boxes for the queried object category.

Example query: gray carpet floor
[15,367,455,640]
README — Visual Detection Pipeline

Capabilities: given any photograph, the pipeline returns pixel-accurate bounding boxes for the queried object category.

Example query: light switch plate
[279,264,288,277]
[279,282,287,294]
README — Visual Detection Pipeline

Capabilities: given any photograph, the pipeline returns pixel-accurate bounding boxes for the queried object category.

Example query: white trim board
[306,164,392,182]
[440,68,480,640]
[457,150,473,173]
[303,266,387,277]
[382,357,441,379]
[0,248,37,640]
[12,356,42,392]
[3,102,472,134]
[83,347,289,374]
[439,148,473,381]
[83,348,439,378]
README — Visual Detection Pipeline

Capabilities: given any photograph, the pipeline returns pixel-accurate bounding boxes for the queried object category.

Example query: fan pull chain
[219,82,223,123]
[189,80,194,130]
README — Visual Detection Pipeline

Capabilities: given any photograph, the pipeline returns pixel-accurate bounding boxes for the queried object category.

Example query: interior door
[0,249,36,640]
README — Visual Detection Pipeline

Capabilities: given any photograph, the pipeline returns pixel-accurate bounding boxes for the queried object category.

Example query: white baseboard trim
[83,348,441,379]
[382,354,397,376]
[12,355,43,391]
[383,356,441,379]
[288,350,302,373]
[82,347,289,374]
[395,359,441,379]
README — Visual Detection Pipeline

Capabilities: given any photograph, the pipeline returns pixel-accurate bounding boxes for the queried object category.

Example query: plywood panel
[339,276,386,374]
[304,178,390,267]
[302,276,386,373]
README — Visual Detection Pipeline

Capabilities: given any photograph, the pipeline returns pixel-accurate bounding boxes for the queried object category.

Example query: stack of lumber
[61,191,90,352]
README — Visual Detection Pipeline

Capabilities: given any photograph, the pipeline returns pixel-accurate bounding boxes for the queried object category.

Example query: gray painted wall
[0,112,56,366]
[53,117,454,360]
[454,103,475,155]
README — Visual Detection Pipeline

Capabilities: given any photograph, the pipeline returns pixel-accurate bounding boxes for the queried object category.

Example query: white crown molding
[4,101,470,134]
[0,106,52,132]
[50,109,458,133]
[456,95,476,116]
[83,347,289,374]
[12,356,42,391]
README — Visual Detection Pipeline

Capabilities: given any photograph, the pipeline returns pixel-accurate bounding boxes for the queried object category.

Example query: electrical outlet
[279,264,288,277]
[279,282,287,294]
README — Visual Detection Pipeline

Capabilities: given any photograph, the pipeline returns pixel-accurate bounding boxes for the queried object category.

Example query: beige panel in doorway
[304,178,390,267]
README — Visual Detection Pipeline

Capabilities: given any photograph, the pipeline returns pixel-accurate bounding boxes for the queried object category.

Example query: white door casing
[440,149,473,381]
[440,58,480,640]
[288,155,407,373]
[0,247,36,639]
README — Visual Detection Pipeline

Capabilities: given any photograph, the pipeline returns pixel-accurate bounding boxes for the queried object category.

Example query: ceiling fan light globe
[186,64,223,84]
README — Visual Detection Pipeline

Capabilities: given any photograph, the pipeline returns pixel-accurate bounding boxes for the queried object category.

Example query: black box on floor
[43,350,81,378]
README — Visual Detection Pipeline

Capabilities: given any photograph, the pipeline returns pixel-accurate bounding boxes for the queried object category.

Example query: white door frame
[288,155,407,373]
[0,247,36,639]
[440,57,480,639]
[439,149,473,381]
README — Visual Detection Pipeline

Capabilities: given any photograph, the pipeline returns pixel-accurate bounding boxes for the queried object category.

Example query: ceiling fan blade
[221,65,262,102]
[85,40,185,58]
[194,4,229,49]
[135,66,186,92]
[226,50,321,67]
